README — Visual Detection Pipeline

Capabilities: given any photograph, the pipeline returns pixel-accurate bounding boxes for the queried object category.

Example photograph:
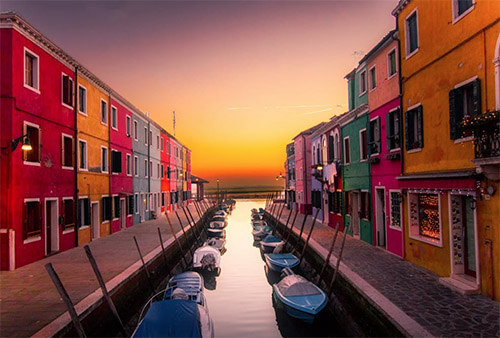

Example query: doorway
[91,202,99,240]
[45,199,58,255]
[120,198,126,229]
[351,192,360,238]
[375,188,386,248]
[140,193,145,222]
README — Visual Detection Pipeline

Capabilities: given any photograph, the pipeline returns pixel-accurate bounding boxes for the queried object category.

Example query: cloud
[303,107,333,115]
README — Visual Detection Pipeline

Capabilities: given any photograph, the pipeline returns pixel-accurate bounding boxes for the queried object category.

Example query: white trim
[100,99,108,126]
[23,47,40,94]
[133,120,138,141]
[386,47,398,80]
[78,84,87,116]
[61,72,74,110]
[23,236,41,244]
[388,189,403,232]
[100,146,109,173]
[369,116,381,157]
[407,191,443,247]
[494,32,500,110]
[404,7,419,60]
[62,228,74,235]
[451,0,475,24]
[374,187,387,247]
[44,197,59,255]
[454,75,478,89]
[343,136,350,164]
[61,133,74,170]
[126,153,132,176]
[126,115,132,137]
[454,136,474,144]
[112,194,119,221]
[407,148,422,154]
[23,198,42,244]
[358,69,367,96]
[78,138,88,171]
[368,65,377,92]
[111,105,118,131]
[407,102,422,111]
[359,128,368,161]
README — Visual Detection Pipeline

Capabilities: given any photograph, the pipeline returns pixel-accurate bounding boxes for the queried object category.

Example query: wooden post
[134,236,155,295]
[274,203,285,228]
[295,213,310,251]
[299,208,319,264]
[317,221,341,286]
[157,227,168,267]
[83,245,126,335]
[182,206,202,246]
[175,210,194,257]
[285,209,299,244]
[193,201,202,219]
[166,213,188,268]
[280,207,293,240]
[328,222,351,297]
[45,263,86,338]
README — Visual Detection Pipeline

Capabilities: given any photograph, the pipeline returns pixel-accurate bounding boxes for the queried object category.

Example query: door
[45,199,58,255]
[91,202,99,240]
[120,199,126,229]
[463,196,476,277]
[351,192,360,237]
[323,190,329,225]
[376,188,386,247]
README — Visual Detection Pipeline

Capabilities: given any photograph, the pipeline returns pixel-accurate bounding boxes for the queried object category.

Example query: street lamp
[10,134,32,152]
[216,179,220,203]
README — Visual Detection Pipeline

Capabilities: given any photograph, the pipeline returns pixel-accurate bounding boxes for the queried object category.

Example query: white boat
[193,245,221,273]
[205,237,226,252]
[209,221,226,229]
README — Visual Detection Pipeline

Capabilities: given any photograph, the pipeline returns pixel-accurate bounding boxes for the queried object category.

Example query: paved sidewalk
[0,203,207,337]
[270,206,500,337]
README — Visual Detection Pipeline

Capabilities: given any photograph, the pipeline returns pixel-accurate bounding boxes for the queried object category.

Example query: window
[111,150,121,173]
[125,116,131,137]
[149,131,152,147]
[167,166,171,179]
[149,160,153,177]
[154,194,157,210]
[62,198,74,230]
[327,191,342,214]
[405,10,419,56]
[369,66,376,90]
[167,141,170,155]
[101,100,108,125]
[345,192,352,215]
[77,198,90,228]
[134,120,138,140]
[386,108,401,150]
[144,127,148,145]
[127,195,134,215]
[311,190,322,209]
[405,105,423,150]
[78,85,87,114]
[162,192,165,207]
[359,70,367,95]
[387,49,397,78]
[134,156,138,176]
[453,0,474,19]
[389,191,402,230]
[113,196,120,219]
[157,163,160,178]
[328,135,334,163]
[24,48,39,91]
[111,106,117,130]
[157,135,160,150]
[79,140,88,170]
[126,154,131,176]
[144,160,148,177]
[62,74,73,107]
[408,193,441,245]
[101,147,108,173]
[161,164,164,178]
[449,78,481,140]
[24,122,40,163]
[360,129,368,160]
[161,137,164,151]
[368,118,380,155]
[360,191,370,220]
[134,193,139,214]
[102,197,112,222]
[343,137,350,164]
[62,134,73,168]
[23,200,41,239]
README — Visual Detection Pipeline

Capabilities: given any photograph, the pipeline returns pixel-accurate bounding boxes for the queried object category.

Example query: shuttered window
[24,124,41,163]
[405,105,423,150]
[101,147,109,173]
[62,135,73,168]
[77,198,90,227]
[368,118,380,155]
[23,201,42,239]
[78,86,87,114]
[449,79,481,140]
[127,195,134,215]
[406,12,419,54]
[360,192,370,220]
[111,106,117,129]
[113,196,120,219]
[111,150,122,173]
[101,100,108,124]
[62,199,74,230]
[24,50,38,90]
[102,197,112,222]
[62,74,73,106]
[386,108,401,150]
[360,130,368,160]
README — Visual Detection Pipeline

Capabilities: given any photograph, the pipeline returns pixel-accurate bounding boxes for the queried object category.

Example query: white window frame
[78,139,88,171]
[369,117,381,156]
[359,128,368,161]
[157,135,160,150]
[23,47,40,94]
[61,72,74,110]
[388,106,402,152]
[161,137,164,152]
[126,115,131,137]
[343,136,350,165]
[101,146,109,173]
[112,194,119,221]
[404,8,420,60]
[23,121,41,167]
[407,192,443,247]
[61,133,74,170]
[389,189,403,231]
[78,84,87,116]
[126,153,132,176]
[451,0,475,24]
[386,47,398,80]
[368,65,376,91]
[135,193,139,214]
[134,156,138,176]
[61,197,75,235]
[144,159,148,178]
[111,105,118,131]
[100,99,108,126]
[359,69,367,96]
[144,127,148,146]
[133,120,138,141]
[23,198,42,244]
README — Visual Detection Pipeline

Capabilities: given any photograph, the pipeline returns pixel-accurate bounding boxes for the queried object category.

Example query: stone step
[439,276,480,295]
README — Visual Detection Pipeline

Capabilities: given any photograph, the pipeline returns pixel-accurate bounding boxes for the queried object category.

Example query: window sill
[387,73,397,80]
[24,84,40,94]
[127,214,133,218]
[102,220,110,224]
[452,5,475,24]
[407,148,422,154]
[389,225,402,232]
[24,161,41,167]
[62,228,75,235]
[358,90,367,97]
[405,48,419,60]
[101,121,108,127]
[62,166,74,170]
[79,167,88,172]
[454,136,474,144]
[78,110,87,116]
[23,236,41,244]
[409,233,443,247]
[62,102,73,110]
[390,147,401,153]
[78,225,90,230]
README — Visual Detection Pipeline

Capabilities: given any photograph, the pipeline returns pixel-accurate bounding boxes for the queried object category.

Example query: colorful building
[285,142,296,210]
[132,113,150,224]
[310,131,325,223]
[160,129,171,214]
[363,30,404,257]
[149,121,162,218]
[0,14,77,269]
[393,0,499,298]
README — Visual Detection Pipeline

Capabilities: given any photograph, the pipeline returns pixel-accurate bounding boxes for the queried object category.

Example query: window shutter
[417,106,424,148]
[405,110,411,150]
[472,78,481,117]
[449,89,458,139]
[386,113,392,150]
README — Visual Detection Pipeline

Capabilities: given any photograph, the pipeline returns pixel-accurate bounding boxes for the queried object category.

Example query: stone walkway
[270,205,500,337]
[0,203,208,337]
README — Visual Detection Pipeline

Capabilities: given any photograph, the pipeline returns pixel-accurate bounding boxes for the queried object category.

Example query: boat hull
[264,253,299,272]
[260,241,283,254]
[272,290,324,324]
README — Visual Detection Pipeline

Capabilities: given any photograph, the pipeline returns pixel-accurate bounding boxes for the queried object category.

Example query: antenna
[173,111,176,137]
[353,50,366,64]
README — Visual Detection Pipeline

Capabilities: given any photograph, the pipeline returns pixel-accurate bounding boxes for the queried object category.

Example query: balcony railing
[462,111,500,159]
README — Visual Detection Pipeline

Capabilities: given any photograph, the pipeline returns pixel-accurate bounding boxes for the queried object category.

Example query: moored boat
[193,245,221,273]
[264,253,299,272]
[207,228,225,238]
[260,235,284,254]
[252,225,273,241]
[205,237,226,252]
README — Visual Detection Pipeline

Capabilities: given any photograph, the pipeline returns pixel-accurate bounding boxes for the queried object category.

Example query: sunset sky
[2,0,397,189]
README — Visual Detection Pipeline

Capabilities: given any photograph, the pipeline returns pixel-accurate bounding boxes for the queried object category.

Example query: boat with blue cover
[260,235,284,253]
[264,252,299,272]
[272,268,327,323]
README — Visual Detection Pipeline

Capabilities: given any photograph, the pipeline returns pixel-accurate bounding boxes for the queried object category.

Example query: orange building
[393,0,499,299]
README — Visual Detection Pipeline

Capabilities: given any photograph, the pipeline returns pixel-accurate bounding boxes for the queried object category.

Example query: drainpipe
[302,134,308,214]
[108,91,112,233]
[147,121,151,217]
[74,66,79,247]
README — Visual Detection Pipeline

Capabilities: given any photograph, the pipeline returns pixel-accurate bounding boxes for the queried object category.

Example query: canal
[201,199,343,337]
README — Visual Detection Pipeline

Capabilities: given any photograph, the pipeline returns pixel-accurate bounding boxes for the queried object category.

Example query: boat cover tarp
[276,275,321,297]
[134,300,201,337]
[262,235,282,243]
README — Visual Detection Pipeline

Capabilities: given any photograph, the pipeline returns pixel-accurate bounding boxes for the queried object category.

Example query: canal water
[203,199,341,337]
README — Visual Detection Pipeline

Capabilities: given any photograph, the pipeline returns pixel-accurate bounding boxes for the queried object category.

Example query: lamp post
[216,179,220,203]
[276,172,286,202]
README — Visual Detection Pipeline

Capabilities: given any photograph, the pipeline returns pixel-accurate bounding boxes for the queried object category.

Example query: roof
[358,30,397,65]
[339,104,369,127]
[292,122,326,141]
[344,68,356,80]
[392,0,411,16]
[311,112,346,138]
[191,174,209,184]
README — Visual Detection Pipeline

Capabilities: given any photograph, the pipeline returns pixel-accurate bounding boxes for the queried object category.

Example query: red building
[109,97,135,232]
[0,13,77,269]
[160,129,171,214]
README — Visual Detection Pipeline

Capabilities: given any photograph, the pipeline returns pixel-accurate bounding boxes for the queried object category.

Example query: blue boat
[260,235,284,254]
[264,253,299,272]
[272,269,328,323]
[164,271,204,303]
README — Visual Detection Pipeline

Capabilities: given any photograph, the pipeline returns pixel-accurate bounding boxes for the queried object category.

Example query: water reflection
[200,270,218,291]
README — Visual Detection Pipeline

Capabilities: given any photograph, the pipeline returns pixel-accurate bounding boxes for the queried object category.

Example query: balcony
[462,111,500,180]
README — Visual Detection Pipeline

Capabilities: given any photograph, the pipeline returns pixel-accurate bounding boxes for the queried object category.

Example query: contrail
[303,107,333,115]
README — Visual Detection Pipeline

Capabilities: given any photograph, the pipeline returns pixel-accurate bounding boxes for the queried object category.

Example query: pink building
[364,31,404,257]
[0,14,77,269]
[293,123,325,215]
[109,97,135,233]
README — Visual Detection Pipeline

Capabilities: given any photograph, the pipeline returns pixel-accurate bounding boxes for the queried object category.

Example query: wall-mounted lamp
[11,134,32,152]
[470,198,477,210]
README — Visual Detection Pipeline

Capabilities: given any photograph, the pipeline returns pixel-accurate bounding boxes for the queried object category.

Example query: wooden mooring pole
[83,245,126,336]
[280,207,293,243]
[175,210,195,257]
[328,222,351,297]
[317,221,341,286]
[165,212,189,268]
[285,209,299,243]
[182,206,202,246]
[45,263,87,338]
[299,208,320,264]
[157,227,168,267]
[133,236,155,295]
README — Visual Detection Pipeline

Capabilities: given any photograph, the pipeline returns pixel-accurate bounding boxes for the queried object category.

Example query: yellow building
[76,69,111,245]
[393,0,499,299]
